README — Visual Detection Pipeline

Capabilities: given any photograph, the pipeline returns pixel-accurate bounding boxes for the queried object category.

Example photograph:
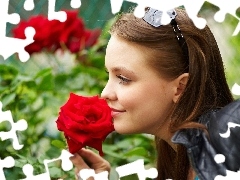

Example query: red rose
[58,10,85,43]
[12,10,101,54]
[66,29,101,53]
[56,93,114,155]
[58,10,101,53]
[84,29,102,48]
[12,15,57,54]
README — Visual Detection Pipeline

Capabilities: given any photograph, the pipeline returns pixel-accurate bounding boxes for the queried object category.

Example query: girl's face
[101,35,178,138]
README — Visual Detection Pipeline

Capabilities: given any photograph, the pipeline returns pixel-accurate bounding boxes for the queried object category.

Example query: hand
[70,148,111,180]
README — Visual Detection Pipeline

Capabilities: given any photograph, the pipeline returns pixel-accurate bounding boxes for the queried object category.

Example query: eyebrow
[107,66,136,76]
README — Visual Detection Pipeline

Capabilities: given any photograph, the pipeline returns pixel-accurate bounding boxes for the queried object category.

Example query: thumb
[78,148,111,173]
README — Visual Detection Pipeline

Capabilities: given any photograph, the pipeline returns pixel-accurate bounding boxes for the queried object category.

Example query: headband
[143,8,189,62]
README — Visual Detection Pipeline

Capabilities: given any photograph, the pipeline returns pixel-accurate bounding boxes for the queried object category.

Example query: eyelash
[105,70,131,85]
[116,75,131,84]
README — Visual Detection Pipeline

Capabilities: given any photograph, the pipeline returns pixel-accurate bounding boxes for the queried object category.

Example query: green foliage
[200,3,240,100]
[220,14,240,100]
[0,19,156,180]
[1,8,240,180]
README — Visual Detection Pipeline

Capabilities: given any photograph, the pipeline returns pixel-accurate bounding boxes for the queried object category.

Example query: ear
[173,73,189,103]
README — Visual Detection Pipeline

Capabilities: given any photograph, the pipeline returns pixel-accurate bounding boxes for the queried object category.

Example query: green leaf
[54,74,68,90]
[102,145,125,159]
[34,68,52,79]
[0,64,18,78]
[123,147,148,157]
[116,138,133,149]
[2,93,16,106]
[49,167,62,178]
[51,140,66,149]
[15,160,28,167]
[103,150,125,159]
[37,73,54,91]
[15,154,27,159]
[16,74,32,82]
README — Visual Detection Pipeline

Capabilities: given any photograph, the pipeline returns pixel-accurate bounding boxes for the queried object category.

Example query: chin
[114,124,141,135]
[114,128,128,134]
[114,125,130,134]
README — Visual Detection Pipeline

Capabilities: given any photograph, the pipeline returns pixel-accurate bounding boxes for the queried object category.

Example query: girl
[71,8,239,180]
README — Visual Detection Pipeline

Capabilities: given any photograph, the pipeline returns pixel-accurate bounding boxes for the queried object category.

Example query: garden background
[0,0,240,179]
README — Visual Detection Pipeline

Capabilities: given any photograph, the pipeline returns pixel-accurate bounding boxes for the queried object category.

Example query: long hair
[110,8,233,180]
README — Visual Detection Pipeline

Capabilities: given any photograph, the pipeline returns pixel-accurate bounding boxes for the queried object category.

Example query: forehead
[105,35,149,69]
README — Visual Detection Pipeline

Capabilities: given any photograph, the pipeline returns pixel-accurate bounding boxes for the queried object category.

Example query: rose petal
[56,93,114,155]
[65,135,83,154]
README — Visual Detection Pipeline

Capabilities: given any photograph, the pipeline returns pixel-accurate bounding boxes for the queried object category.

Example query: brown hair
[110,8,233,180]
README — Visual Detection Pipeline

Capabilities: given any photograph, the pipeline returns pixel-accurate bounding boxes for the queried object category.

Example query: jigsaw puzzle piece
[0,101,28,150]
[6,13,20,25]
[109,0,240,33]
[70,0,81,8]
[20,150,73,179]
[233,22,240,36]
[20,164,50,180]
[0,1,20,37]
[214,170,240,180]
[78,159,157,180]
[110,0,124,14]
[205,0,240,35]
[116,159,158,180]
[0,0,35,62]
[47,0,67,22]
[214,154,240,179]
[183,0,207,29]
[206,0,240,22]
[0,156,15,180]
[43,149,73,172]
[79,169,109,180]
[0,27,35,62]
[24,0,35,11]
[110,0,207,28]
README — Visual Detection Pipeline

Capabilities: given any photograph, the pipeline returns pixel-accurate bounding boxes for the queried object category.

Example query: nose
[101,81,117,101]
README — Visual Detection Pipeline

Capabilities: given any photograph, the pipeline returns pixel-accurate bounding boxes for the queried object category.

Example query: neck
[188,167,197,180]
[165,137,177,151]
[154,119,177,151]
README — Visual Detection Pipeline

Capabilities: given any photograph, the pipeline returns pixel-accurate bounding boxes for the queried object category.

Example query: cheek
[117,86,158,110]
[118,93,138,109]
[132,84,173,113]
[116,80,174,111]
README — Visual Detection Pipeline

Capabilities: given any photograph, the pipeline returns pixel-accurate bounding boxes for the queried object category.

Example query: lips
[111,108,126,117]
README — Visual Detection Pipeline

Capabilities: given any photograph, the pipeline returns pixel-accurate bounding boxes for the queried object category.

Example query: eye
[116,75,131,84]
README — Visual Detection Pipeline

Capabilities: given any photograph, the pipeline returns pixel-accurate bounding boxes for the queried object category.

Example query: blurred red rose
[12,15,56,54]
[56,93,114,155]
[57,10,101,53]
[12,10,101,54]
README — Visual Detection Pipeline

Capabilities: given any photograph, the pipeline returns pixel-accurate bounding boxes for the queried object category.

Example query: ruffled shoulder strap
[172,99,240,180]
[208,99,240,171]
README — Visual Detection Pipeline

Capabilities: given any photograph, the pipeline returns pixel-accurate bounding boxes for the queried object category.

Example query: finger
[70,153,90,176]
[78,149,111,173]
[70,153,96,180]
[70,153,90,168]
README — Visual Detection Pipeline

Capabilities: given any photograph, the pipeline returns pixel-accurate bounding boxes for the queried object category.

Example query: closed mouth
[111,108,126,117]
